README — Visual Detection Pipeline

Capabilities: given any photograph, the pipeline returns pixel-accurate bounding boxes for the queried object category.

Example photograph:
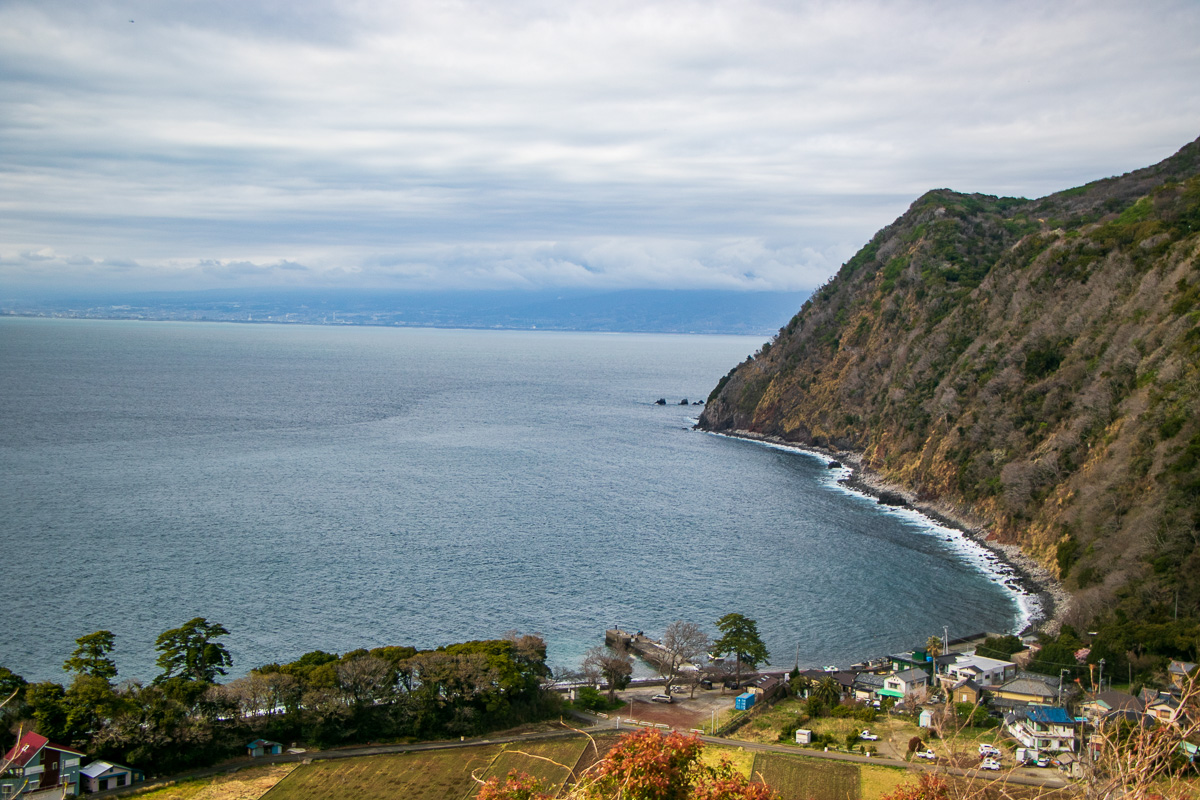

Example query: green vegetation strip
[750,752,861,800]
[260,746,501,800]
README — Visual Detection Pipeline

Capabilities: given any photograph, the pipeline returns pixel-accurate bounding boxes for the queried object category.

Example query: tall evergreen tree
[63,630,118,681]
[154,617,233,684]
[711,613,769,687]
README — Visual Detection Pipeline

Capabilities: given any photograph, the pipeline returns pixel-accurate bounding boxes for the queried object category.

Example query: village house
[890,650,933,675]
[1145,693,1184,725]
[80,760,145,793]
[747,674,786,703]
[988,672,1068,710]
[247,739,285,758]
[1,731,85,799]
[1079,690,1144,725]
[944,653,1016,687]
[948,677,983,706]
[1167,660,1197,690]
[853,672,885,703]
[830,671,859,700]
[1005,706,1081,753]
[879,668,929,701]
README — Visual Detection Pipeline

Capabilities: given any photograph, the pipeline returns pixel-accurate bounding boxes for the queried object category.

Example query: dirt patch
[613,687,737,731]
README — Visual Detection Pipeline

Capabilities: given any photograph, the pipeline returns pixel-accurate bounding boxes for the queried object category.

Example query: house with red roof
[1,731,84,798]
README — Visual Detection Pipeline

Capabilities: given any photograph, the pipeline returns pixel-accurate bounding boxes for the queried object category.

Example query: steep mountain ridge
[699,136,1200,627]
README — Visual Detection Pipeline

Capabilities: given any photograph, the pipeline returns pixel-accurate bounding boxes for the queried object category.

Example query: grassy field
[730,698,924,759]
[260,746,500,800]
[859,764,909,800]
[129,764,297,800]
[700,744,756,778]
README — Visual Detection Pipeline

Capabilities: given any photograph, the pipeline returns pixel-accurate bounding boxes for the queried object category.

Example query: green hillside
[699,136,1200,637]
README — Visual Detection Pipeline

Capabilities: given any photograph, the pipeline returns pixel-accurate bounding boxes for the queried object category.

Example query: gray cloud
[1,0,1197,292]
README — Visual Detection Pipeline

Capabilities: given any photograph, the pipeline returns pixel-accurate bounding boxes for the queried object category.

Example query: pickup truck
[859,730,879,741]
[915,750,936,760]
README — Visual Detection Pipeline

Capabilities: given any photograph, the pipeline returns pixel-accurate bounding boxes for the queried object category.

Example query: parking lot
[610,684,741,731]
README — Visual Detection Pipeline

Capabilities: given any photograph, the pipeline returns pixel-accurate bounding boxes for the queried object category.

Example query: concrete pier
[605,628,674,667]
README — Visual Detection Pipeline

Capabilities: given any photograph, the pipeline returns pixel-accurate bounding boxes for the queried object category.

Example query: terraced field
[138,735,1056,800]
[260,747,497,800]
[751,752,861,800]
[261,737,595,800]
[130,764,297,800]
[477,738,593,794]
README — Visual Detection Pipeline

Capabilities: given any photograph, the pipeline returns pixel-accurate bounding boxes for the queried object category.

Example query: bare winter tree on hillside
[581,645,633,703]
[657,621,709,694]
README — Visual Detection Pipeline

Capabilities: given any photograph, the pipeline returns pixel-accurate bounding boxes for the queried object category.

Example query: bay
[0,317,1026,682]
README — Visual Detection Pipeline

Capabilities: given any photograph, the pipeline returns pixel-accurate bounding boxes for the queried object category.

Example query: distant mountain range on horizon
[0,287,811,336]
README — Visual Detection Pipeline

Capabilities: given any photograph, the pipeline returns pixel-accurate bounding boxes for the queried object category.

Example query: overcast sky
[2,0,1197,293]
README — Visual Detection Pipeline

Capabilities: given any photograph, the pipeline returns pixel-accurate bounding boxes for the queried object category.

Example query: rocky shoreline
[714,429,1070,636]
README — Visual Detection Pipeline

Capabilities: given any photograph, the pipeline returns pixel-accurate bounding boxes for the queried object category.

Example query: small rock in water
[655,398,666,405]
[827,460,842,469]
[679,398,689,405]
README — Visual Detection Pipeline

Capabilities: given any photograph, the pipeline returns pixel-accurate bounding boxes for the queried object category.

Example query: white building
[1005,706,1080,753]
[879,668,929,700]
[944,653,1016,687]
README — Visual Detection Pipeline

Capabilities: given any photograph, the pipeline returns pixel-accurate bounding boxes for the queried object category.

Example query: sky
[2,0,1198,294]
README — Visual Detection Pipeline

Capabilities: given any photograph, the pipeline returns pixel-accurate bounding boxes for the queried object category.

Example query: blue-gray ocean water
[0,318,1029,682]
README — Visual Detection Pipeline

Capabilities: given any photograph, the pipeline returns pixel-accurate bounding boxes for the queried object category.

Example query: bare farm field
[751,753,861,800]
[260,747,499,800]
[478,737,593,793]
[130,764,298,800]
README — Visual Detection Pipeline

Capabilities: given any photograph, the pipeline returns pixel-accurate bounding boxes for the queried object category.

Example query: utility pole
[1099,659,1105,693]
[1059,669,1069,706]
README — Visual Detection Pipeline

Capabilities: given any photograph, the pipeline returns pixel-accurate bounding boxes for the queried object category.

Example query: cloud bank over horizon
[2,0,1198,293]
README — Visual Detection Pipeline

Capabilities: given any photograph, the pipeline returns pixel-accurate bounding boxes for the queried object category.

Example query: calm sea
[0,318,1028,682]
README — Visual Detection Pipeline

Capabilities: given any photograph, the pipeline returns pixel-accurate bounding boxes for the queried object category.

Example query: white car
[915,750,936,760]
[859,730,879,741]
[978,744,1001,757]
[980,758,1000,771]
[650,693,673,703]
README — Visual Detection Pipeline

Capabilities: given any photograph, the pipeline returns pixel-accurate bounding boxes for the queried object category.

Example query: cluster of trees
[0,620,553,774]
[574,614,770,705]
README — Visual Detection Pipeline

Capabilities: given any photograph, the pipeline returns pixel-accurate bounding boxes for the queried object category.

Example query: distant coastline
[0,287,812,337]
[702,429,1069,637]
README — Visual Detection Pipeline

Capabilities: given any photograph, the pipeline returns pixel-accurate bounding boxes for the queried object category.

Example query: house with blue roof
[1005,705,1081,753]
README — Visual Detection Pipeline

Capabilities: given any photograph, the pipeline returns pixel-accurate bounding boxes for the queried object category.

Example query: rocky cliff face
[699,137,1200,625]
